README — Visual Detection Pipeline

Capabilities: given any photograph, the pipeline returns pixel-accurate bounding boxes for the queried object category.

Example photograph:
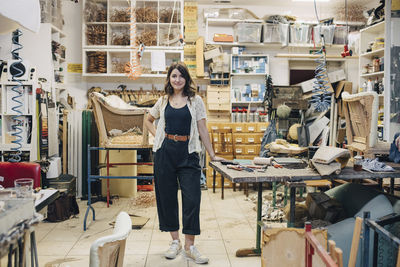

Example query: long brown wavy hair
[164,62,196,98]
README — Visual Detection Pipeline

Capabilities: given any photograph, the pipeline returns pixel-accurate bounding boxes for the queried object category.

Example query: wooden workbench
[209,161,400,257]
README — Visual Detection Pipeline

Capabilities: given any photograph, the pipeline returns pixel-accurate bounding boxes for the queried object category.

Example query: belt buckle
[173,134,178,142]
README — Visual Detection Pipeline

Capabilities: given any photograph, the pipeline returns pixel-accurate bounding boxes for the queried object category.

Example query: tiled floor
[35,188,264,267]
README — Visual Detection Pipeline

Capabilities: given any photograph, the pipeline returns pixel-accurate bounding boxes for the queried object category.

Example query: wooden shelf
[275,54,358,61]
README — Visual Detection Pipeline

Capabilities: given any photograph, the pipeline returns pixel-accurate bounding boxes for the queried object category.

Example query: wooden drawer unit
[245,145,260,155]
[232,124,245,133]
[256,122,269,133]
[207,103,231,111]
[208,122,230,131]
[207,111,231,122]
[233,133,247,144]
[245,123,257,133]
[245,133,262,144]
[207,91,230,102]
[206,85,230,111]
[234,145,247,155]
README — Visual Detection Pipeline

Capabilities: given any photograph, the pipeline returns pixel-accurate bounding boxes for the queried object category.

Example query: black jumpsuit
[153,102,202,235]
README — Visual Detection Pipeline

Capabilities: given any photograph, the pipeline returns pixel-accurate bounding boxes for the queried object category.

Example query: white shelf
[0,144,32,150]
[0,81,34,86]
[360,21,385,34]
[231,73,266,76]
[85,22,107,25]
[232,54,270,57]
[360,48,385,58]
[232,101,263,104]
[83,73,167,78]
[360,71,385,78]
[206,18,263,26]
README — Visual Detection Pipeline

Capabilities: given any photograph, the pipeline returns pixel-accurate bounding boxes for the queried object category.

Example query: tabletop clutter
[221,144,395,177]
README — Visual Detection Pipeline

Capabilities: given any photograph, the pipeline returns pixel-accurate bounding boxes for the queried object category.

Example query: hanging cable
[309,0,331,112]
[9,29,25,162]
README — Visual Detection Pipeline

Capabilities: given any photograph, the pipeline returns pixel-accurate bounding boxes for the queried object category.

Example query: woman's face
[169,68,186,91]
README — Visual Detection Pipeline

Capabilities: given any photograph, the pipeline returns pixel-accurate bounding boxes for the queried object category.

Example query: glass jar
[353,155,363,171]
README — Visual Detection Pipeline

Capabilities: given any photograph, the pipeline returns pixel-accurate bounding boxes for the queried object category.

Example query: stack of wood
[110,8,130,22]
[87,51,107,73]
[86,25,107,45]
[135,6,157,23]
[136,29,157,46]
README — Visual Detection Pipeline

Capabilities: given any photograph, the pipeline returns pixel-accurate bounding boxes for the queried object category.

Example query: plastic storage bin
[313,25,335,45]
[234,23,262,43]
[333,26,349,44]
[289,24,311,44]
[263,23,289,45]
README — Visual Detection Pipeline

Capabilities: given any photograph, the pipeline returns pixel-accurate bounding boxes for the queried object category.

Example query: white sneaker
[165,240,182,259]
[184,245,209,264]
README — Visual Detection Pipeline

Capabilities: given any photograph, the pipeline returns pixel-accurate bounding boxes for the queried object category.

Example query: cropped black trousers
[154,138,202,235]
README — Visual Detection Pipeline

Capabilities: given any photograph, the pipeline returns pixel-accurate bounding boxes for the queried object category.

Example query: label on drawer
[235,138,243,143]
[248,126,255,132]
[235,126,242,132]
[211,126,218,130]
[248,138,255,143]
[248,149,255,153]
[235,148,243,153]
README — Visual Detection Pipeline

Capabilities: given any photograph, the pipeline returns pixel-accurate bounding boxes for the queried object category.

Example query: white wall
[63,0,87,109]
[1,0,376,103]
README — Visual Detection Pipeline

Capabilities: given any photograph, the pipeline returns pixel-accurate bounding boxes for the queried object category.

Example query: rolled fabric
[253,156,274,165]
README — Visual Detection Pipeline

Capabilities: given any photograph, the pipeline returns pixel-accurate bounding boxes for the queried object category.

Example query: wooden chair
[210,128,236,198]
[89,211,131,267]
[342,92,389,158]
[90,92,150,148]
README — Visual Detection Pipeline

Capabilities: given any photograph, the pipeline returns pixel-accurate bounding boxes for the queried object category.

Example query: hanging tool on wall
[341,0,353,58]
[309,0,331,112]
[9,29,25,162]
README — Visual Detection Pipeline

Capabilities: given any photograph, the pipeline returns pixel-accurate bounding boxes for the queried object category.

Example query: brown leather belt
[165,133,190,142]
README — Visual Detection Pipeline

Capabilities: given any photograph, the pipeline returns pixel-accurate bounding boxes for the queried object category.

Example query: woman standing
[144,62,223,264]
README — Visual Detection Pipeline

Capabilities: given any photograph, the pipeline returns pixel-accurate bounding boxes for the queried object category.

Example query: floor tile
[145,254,189,267]
[34,188,267,267]
[37,241,76,256]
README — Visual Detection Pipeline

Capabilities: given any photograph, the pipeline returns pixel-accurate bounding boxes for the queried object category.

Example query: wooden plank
[196,37,204,77]
[348,217,363,267]
[396,247,400,267]
[262,228,327,267]
[335,247,343,267]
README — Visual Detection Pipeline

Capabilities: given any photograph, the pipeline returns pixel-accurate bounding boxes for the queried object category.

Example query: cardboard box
[300,77,334,94]
[204,46,223,60]
[334,81,353,98]
[327,69,346,83]
[213,33,234,42]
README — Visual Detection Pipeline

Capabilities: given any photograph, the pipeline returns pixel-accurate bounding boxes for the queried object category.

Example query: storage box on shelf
[206,85,231,122]
[82,0,184,77]
[0,82,38,162]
